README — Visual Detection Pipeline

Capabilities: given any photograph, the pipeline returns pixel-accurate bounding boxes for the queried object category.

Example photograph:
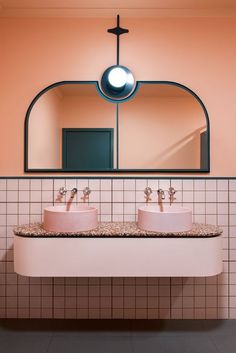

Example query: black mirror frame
[24,80,210,173]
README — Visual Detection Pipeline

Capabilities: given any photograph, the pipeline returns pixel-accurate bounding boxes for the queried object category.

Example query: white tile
[0,215,6,226]
[182,203,194,212]
[124,203,135,215]
[30,179,42,190]
[206,203,217,215]
[89,191,100,203]
[0,191,6,202]
[6,191,17,202]
[112,215,123,222]
[19,179,30,191]
[194,191,205,202]
[174,191,182,203]
[124,215,135,222]
[100,203,111,215]
[170,179,182,191]
[7,180,18,190]
[218,215,229,226]
[77,179,89,190]
[136,179,147,190]
[136,191,145,203]
[0,180,7,190]
[42,191,53,202]
[113,191,123,202]
[65,179,77,190]
[230,203,236,214]
[206,191,217,203]
[30,203,42,215]
[159,179,170,190]
[124,180,135,191]
[113,179,124,190]
[183,191,194,203]
[206,215,217,225]
[183,179,193,190]
[217,191,228,203]
[101,180,111,190]
[230,226,236,237]
[0,203,6,214]
[113,203,123,215]
[194,203,205,215]
[54,179,65,191]
[230,191,236,202]
[147,179,158,191]
[101,191,111,202]
[42,179,53,191]
[218,203,228,215]
[7,215,18,226]
[229,180,236,190]
[124,191,135,202]
[6,203,17,214]
[194,179,205,191]
[217,179,228,191]
[89,179,100,190]
[30,191,42,202]
[30,215,42,223]
[230,214,236,226]
[101,215,112,222]
[206,179,217,190]
[19,191,30,202]
[194,214,205,223]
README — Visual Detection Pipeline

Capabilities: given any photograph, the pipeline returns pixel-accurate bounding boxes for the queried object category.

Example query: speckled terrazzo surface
[14,222,222,238]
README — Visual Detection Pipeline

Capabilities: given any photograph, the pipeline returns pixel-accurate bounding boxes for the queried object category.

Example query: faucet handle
[144,187,152,203]
[81,187,91,202]
[157,189,165,200]
[83,187,91,196]
[168,187,177,195]
[59,187,67,196]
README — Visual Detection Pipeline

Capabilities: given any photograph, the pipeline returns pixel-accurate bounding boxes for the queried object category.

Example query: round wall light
[100,65,135,100]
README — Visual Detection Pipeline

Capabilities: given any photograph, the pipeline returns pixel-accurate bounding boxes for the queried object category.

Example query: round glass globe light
[108,67,128,88]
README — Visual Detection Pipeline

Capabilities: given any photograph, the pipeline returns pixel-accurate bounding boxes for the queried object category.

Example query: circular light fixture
[100,65,135,100]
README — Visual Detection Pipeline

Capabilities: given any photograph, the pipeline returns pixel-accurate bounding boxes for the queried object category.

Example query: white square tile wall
[0,178,234,319]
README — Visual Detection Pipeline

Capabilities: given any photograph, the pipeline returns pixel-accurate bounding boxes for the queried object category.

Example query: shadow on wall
[144,126,206,169]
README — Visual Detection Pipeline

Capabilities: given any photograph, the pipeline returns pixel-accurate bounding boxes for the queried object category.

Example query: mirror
[119,83,208,171]
[25,81,209,173]
[27,83,117,171]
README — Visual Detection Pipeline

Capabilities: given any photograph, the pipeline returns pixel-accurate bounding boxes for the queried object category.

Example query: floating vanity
[14,222,222,278]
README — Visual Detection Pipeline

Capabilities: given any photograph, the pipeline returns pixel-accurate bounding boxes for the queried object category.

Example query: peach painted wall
[0,17,236,176]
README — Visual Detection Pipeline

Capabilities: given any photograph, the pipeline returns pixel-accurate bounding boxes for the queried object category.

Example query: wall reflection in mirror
[26,81,209,172]
[119,83,208,170]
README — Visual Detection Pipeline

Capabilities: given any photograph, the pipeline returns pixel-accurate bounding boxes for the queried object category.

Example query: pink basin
[138,205,192,232]
[43,205,98,232]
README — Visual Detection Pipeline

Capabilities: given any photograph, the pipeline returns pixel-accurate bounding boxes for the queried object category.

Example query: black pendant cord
[107,15,129,65]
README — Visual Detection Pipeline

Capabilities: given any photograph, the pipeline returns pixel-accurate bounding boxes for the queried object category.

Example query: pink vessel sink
[138,205,192,232]
[43,205,98,232]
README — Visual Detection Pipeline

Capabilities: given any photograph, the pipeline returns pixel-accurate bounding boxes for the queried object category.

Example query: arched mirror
[25,81,209,173]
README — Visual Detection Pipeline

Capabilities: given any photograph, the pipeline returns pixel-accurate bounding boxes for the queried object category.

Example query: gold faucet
[168,187,176,206]
[157,189,165,212]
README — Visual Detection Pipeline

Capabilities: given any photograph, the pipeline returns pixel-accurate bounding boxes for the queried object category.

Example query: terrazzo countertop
[14,222,222,238]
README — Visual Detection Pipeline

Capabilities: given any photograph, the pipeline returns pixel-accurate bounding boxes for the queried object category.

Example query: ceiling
[0,0,236,17]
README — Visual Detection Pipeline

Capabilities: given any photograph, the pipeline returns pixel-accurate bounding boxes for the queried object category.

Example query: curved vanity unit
[44,205,98,232]
[138,205,192,232]
[14,222,222,278]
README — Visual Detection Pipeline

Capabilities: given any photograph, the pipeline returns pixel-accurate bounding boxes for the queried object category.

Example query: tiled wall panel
[0,178,234,319]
